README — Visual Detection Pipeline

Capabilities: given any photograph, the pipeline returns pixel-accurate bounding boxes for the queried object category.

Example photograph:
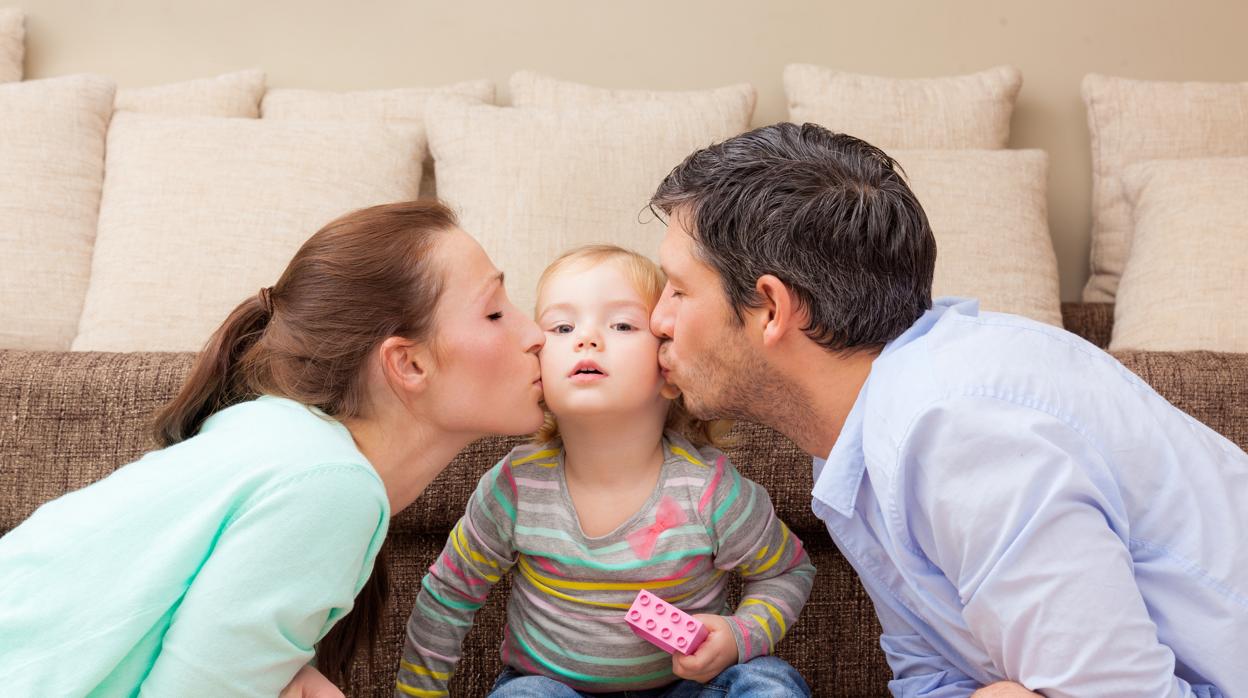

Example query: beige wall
[18,0,1248,301]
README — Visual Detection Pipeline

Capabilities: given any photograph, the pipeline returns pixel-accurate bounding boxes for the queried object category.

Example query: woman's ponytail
[152,290,273,447]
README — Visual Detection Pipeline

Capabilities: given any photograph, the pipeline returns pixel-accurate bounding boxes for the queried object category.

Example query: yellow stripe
[513,448,560,465]
[395,681,448,697]
[741,598,786,635]
[533,460,557,468]
[750,612,776,649]
[669,445,705,467]
[399,660,452,681]
[750,525,790,575]
[450,522,500,580]
[517,556,692,593]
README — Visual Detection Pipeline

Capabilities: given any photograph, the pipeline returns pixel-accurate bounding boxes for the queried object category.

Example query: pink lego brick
[625,589,708,655]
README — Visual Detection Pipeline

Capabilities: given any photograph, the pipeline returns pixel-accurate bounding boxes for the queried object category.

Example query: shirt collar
[810,297,978,517]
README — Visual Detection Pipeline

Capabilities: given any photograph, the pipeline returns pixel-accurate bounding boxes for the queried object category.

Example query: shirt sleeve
[898,395,1212,698]
[138,462,387,697]
[703,453,816,662]
[868,584,982,697]
[396,458,519,697]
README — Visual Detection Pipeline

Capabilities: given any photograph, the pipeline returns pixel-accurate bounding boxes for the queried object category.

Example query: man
[648,122,1246,697]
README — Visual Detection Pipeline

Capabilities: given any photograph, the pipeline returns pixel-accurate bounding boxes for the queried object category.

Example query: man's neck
[768,343,877,460]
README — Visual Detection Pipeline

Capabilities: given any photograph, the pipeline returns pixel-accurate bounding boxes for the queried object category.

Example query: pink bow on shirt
[627,495,688,559]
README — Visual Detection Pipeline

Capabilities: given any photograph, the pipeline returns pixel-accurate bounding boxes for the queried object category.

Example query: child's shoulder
[499,439,562,474]
[662,430,736,478]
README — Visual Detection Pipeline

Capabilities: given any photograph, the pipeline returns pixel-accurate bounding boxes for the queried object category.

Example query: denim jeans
[487,655,810,698]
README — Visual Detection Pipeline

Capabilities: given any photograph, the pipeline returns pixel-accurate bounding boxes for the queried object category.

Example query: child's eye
[611,322,636,332]
[487,312,504,321]
[550,324,573,334]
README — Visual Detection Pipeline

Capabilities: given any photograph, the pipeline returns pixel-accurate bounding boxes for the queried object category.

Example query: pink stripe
[506,626,543,674]
[648,554,707,582]
[782,537,807,572]
[409,637,460,664]
[439,552,488,588]
[514,477,560,490]
[502,458,519,500]
[533,555,563,576]
[731,616,753,659]
[685,575,728,608]
[513,581,628,623]
[698,455,726,515]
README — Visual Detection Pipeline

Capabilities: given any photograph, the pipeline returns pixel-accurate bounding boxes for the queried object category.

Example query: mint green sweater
[0,396,390,696]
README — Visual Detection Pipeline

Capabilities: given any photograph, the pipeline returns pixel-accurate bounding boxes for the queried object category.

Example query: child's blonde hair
[533,244,732,448]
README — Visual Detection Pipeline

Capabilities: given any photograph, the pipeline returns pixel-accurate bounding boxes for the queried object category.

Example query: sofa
[3,303,1246,696]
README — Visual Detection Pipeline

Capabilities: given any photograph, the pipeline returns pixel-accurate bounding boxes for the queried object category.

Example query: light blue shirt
[812,298,1247,698]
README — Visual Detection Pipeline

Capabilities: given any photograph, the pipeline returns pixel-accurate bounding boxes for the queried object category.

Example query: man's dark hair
[650,122,936,352]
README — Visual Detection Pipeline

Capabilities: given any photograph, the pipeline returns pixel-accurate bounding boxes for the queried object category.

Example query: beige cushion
[73,113,424,352]
[1110,157,1248,352]
[261,79,493,198]
[510,70,757,114]
[115,69,266,117]
[0,75,116,350]
[0,7,22,83]
[897,149,1061,326]
[1082,74,1248,302]
[783,64,1021,150]
[426,93,753,316]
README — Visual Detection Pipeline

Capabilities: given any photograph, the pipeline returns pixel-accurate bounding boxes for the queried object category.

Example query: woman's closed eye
[487,311,503,321]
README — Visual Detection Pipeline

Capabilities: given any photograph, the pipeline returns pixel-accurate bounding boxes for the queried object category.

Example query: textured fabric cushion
[261,79,493,198]
[426,94,753,315]
[114,69,266,117]
[0,75,116,351]
[1081,74,1248,302]
[0,7,23,83]
[1110,158,1248,352]
[509,70,757,113]
[783,64,1021,149]
[5,339,1247,695]
[72,113,424,352]
[896,149,1061,325]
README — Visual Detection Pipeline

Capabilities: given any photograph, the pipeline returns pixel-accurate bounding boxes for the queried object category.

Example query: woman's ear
[378,336,430,396]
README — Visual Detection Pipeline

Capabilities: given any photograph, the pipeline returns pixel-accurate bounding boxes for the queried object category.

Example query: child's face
[536,260,668,422]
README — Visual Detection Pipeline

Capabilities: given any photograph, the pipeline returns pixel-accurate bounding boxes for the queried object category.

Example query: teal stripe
[421,577,483,612]
[523,621,667,667]
[517,545,713,571]
[417,593,472,628]
[711,469,741,524]
[718,483,756,543]
[509,626,672,684]
[514,524,704,556]
[490,467,517,522]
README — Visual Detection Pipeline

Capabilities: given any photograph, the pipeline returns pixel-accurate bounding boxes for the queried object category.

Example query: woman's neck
[558,410,667,487]
[341,408,471,515]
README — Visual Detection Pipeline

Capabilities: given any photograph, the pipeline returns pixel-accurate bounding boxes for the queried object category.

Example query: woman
[0,201,545,696]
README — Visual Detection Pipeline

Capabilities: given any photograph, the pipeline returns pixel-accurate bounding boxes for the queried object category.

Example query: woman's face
[424,228,545,438]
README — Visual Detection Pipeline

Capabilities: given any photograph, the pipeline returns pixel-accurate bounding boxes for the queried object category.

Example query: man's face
[650,213,761,420]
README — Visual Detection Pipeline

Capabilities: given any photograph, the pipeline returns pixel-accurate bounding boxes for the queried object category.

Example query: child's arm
[696,455,816,666]
[395,458,520,697]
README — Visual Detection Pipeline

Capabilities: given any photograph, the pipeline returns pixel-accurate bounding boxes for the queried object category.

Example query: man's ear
[754,274,800,348]
[378,335,431,396]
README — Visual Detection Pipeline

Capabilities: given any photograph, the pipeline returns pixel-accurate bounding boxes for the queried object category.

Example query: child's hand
[278,664,345,698]
[671,614,739,683]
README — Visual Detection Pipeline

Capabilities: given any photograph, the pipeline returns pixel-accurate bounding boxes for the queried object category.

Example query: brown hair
[532,244,732,448]
[152,200,458,686]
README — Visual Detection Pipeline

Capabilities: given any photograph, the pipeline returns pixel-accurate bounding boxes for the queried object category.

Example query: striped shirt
[397,431,815,695]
